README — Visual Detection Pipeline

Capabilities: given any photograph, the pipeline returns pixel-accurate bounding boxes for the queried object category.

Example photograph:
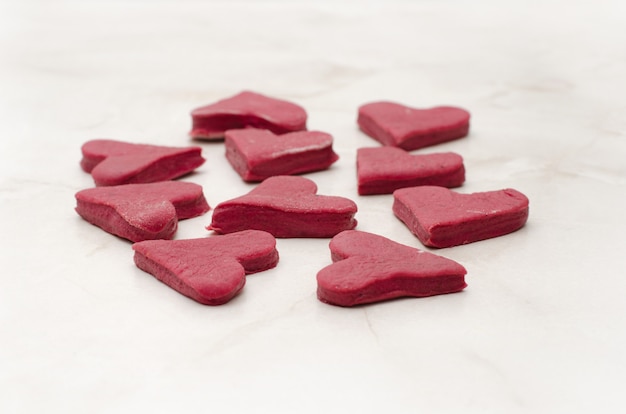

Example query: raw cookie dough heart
[81,139,205,186]
[208,176,357,238]
[190,91,308,140]
[316,230,467,307]
[393,186,529,248]
[357,147,465,195]
[225,128,339,182]
[358,101,470,150]
[75,181,210,242]
[133,230,279,305]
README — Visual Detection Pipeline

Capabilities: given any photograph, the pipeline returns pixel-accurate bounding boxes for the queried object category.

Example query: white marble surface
[2,0,626,412]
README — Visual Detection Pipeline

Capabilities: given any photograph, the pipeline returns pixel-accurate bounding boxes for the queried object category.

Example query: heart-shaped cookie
[81,139,205,186]
[357,147,465,195]
[208,176,357,238]
[133,230,279,305]
[75,181,210,242]
[190,91,308,140]
[393,186,529,248]
[225,128,339,182]
[358,101,470,150]
[316,230,467,306]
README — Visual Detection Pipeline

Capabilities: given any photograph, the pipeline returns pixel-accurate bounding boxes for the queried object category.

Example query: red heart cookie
[317,230,467,307]
[393,186,529,248]
[225,128,339,182]
[189,91,308,140]
[357,147,465,195]
[133,230,279,305]
[358,101,470,150]
[81,139,205,186]
[208,176,357,238]
[75,181,210,242]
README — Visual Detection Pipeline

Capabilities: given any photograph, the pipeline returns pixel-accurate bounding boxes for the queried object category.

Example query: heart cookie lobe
[190,91,308,140]
[225,128,339,182]
[357,101,470,151]
[208,176,357,238]
[132,230,279,305]
[81,139,205,186]
[357,147,465,195]
[316,230,467,307]
[75,181,210,242]
[393,186,529,248]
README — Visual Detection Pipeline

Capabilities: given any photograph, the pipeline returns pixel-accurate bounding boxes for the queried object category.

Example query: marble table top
[2,0,625,412]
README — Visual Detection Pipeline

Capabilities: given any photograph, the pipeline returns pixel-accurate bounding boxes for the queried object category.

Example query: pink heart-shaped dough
[190,91,308,140]
[133,230,279,305]
[357,147,465,195]
[317,230,467,307]
[81,139,205,186]
[225,128,339,182]
[208,176,357,238]
[358,101,470,150]
[75,181,210,242]
[393,186,529,248]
